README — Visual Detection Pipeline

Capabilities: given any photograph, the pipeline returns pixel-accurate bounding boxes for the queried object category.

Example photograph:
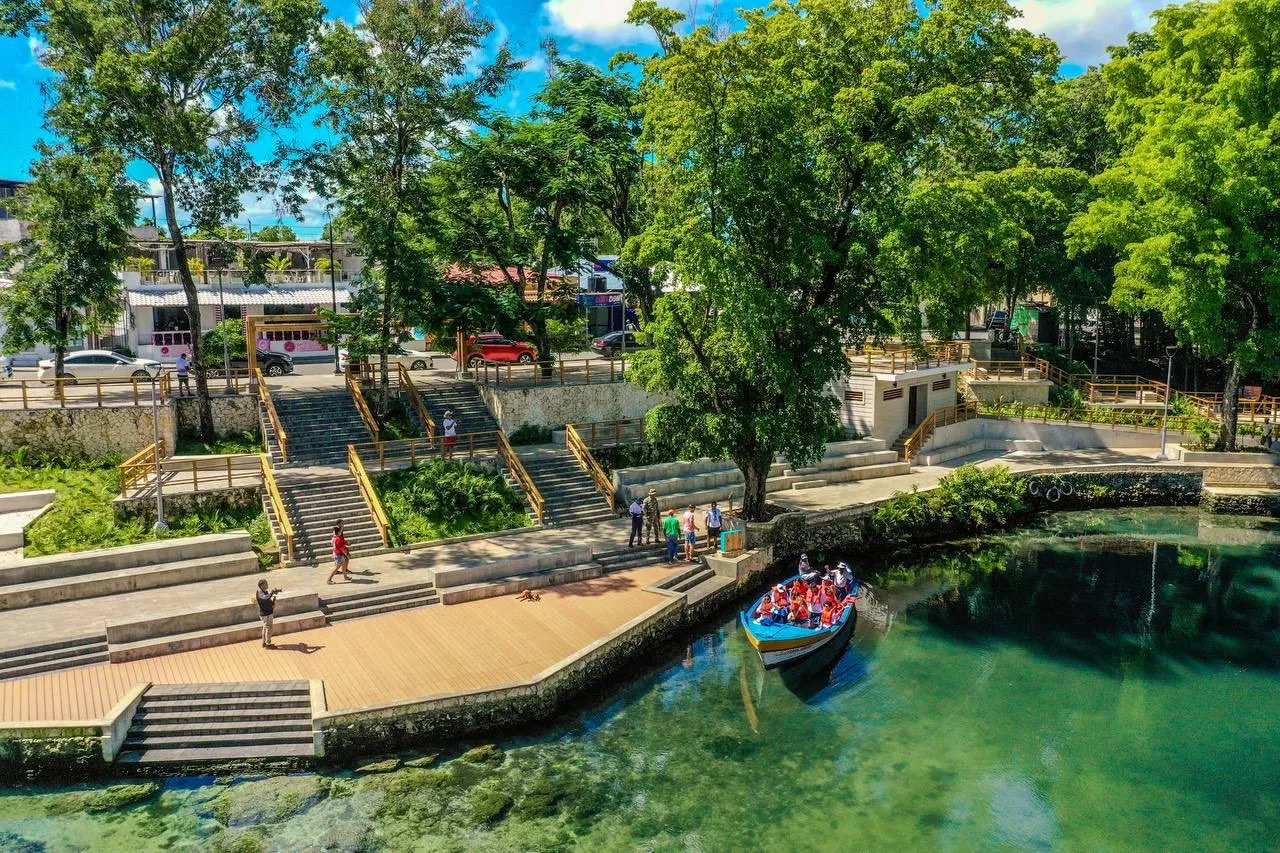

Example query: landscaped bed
[374,459,531,546]
[0,450,273,559]
[173,430,263,457]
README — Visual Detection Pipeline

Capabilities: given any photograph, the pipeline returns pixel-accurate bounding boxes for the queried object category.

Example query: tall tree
[626,0,1058,519]
[1069,0,1280,450]
[255,224,298,242]
[5,0,322,441]
[310,0,514,410]
[0,145,137,376]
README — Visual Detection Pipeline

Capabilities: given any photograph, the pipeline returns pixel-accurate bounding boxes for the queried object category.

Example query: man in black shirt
[256,579,280,648]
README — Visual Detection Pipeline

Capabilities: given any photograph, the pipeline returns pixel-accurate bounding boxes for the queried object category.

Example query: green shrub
[508,424,553,446]
[1048,383,1084,410]
[1032,343,1091,376]
[870,464,1025,545]
[375,459,531,545]
[175,430,262,456]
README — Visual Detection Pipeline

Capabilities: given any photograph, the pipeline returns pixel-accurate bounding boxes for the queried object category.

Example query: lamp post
[1091,308,1100,377]
[216,263,231,394]
[328,212,340,375]
[1157,344,1178,461]
[146,361,168,532]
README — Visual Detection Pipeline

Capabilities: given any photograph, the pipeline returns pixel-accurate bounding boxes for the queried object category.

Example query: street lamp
[215,256,231,395]
[1157,344,1178,461]
[145,361,168,532]
[328,209,340,375]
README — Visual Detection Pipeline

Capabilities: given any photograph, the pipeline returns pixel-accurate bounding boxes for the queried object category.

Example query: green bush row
[869,464,1026,546]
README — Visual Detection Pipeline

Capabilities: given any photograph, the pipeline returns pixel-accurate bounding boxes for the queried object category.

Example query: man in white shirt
[704,501,723,553]
[628,497,644,547]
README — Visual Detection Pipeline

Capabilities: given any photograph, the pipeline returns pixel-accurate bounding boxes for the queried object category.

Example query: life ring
[1027,480,1042,497]
[1060,480,1075,497]
[1046,486,1061,503]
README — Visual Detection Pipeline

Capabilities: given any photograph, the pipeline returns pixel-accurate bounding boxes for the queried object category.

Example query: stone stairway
[320,580,439,621]
[594,541,712,574]
[116,681,316,765]
[520,447,616,527]
[0,634,109,681]
[265,472,384,566]
[262,387,375,466]
[417,379,500,442]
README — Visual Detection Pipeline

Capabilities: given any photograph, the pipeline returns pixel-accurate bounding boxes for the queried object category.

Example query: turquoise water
[2,507,1279,851]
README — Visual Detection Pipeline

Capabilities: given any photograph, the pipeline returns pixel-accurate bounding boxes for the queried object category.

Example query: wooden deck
[0,564,676,722]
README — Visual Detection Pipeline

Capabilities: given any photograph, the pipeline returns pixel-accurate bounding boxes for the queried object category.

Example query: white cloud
[27,35,45,63]
[1014,1,1162,66]
[543,0,649,45]
[0,80,15,90]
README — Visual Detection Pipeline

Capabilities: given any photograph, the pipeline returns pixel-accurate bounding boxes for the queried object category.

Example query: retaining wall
[924,417,1192,453]
[967,379,1053,405]
[174,394,261,438]
[0,404,177,461]
[113,484,263,525]
[475,381,671,433]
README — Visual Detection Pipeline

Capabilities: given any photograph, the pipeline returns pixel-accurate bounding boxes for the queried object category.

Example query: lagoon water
[2,508,1278,852]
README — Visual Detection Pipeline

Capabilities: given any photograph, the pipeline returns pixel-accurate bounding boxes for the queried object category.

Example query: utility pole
[1157,345,1177,461]
[217,264,230,394]
[329,212,340,375]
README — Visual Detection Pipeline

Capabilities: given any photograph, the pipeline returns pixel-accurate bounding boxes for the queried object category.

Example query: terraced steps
[520,448,615,527]
[264,388,374,466]
[270,473,383,566]
[0,634,109,681]
[320,581,439,621]
[116,681,317,765]
[417,380,500,436]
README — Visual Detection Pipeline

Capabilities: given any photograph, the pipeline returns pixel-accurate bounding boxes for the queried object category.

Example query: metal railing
[900,401,980,460]
[348,444,390,548]
[565,423,619,512]
[0,372,171,410]
[260,454,295,563]
[473,357,629,387]
[355,432,502,472]
[254,368,289,460]
[568,418,646,447]
[397,363,436,439]
[495,431,544,525]
[346,370,381,441]
[976,401,1202,433]
[119,440,167,492]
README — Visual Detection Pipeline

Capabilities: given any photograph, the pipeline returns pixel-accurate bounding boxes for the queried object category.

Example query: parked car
[338,346,435,373]
[590,331,648,358]
[207,349,294,377]
[451,336,537,366]
[37,350,162,383]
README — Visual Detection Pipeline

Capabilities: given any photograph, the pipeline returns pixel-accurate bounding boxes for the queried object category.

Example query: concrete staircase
[594,541,712,574]
[519,447,616,527]
[320,580,438,621]
[265,473,384,566]
[263,388,374,466]
[418,379,500,441]
[116,681,317,765]
[0,634,109,681]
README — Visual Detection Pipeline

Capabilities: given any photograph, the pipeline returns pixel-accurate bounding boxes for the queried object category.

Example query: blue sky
[0,0,1165,233]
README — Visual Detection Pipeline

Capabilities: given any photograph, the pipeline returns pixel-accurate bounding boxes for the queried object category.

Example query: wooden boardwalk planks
[0,564,677,722]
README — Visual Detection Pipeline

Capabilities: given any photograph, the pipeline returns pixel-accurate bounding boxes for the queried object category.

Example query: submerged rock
[354,757,402,774]
[404,753,438,768]
[466,783,514,826]
[45,782,161,816]
[460,744,505,765]
[208,776,328,828]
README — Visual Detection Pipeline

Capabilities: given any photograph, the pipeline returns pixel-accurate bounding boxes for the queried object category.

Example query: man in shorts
[441,410,458,459]
[175,352,192,397]
[704,500,723,554]
[682,504,697,561]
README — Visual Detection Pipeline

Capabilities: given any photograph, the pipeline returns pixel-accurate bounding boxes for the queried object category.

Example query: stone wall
[475,381,671,433]
[112,484,263,525]
[0,725,104,783]
[1202,490,1280,517]
[966,379,1053,405]
[0,405,177,462]
[174,394,261,438]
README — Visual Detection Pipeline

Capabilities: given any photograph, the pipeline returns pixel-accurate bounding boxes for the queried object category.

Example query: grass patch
[374,459,531,546]
[174,430,262,456]
[0,452,273,558]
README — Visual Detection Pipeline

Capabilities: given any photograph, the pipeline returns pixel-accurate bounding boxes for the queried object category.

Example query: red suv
[453,335,538,366]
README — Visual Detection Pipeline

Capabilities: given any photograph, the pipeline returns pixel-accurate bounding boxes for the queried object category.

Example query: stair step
[0,647,110,680]
[143,680,309,698]
[139,695,312,712]
[108,612,328,663]
[123,730,315,750]
[0,634,107,662]
[322,585,437,612]
[134,708,311,724]
[325,594,439,621]
[115,743,317,764]
[671,568,715,593]
[129,718,312,737]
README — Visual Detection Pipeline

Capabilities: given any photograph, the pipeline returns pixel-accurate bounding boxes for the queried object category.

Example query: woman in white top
[441,410,458,459]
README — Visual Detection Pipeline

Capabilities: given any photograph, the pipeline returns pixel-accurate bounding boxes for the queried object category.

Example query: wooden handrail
[397,363,436,439]
[260,454,294,563]
[346,370,380,441]
[348,444,390,548]
[119,439,167,492]
[569,418,646,447]
[0,373,175,410]
[495,432,545,525]
[254,368,289,460]
[900,401,979,460]
[473,357,628,387]
[565,423,618,511]
[354,432,502,472]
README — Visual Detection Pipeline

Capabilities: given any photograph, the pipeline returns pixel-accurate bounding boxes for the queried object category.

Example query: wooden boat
[740,575,858,669]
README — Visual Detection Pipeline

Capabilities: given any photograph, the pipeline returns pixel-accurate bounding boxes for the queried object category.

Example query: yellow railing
[900,401,979,460]
[565,423,618,512]
[121,449,263,496]
[495,431,545,525]
[568,418,646,447]
[260,454,294,563]
[254,368,289,460]
[119,439,167,492]
[0,372,171,410]
[355,432,502,472]
[473,357,628,387]
[397,363,436,439]
[347,444,390,548]
[346,370,381,441]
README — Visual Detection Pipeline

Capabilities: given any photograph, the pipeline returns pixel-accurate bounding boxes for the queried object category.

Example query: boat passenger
[771,584,789,608]
[771,600,790,623]
[819,601,837,629]
[788,599,808,625]
[754,597,775,623]
[807,588,822,627]
[833,563,852,598]
[798,553,811,575]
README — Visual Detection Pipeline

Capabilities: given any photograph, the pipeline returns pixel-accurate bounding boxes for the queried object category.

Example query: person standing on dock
[663,508,681,563]
[682,504,698,562]
[643,488,661,545]
[628,496,645,547]
[255,579,279,648]
[705,501,723,554]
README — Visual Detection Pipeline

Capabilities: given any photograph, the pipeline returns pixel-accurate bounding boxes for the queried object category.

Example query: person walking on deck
[328,521,351,583]
[643,488,661,544]
[628,497,644,547]
[1265,417,1274,450]
[663,509,681,563]
[255,579,280,648]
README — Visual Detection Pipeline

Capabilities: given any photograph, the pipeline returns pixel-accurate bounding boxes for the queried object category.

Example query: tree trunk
[159,164,214,441]
[737,447,773,522]
[532,316,554,379]
[1216,361,1241,452]
[53,297,68,379]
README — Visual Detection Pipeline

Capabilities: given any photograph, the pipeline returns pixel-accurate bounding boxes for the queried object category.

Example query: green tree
[1068,0,1280,450]
[255,224,298,242]
[0,145,136,377]
[310,0,514,411]
[626,0,1057,519]
[5,0,322,441]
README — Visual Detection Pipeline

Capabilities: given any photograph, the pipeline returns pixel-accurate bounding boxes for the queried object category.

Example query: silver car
[37,350,162,383]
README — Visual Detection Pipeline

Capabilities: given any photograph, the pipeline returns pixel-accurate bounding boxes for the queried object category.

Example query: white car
[37,350,162,383]
[338,346,435,372]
